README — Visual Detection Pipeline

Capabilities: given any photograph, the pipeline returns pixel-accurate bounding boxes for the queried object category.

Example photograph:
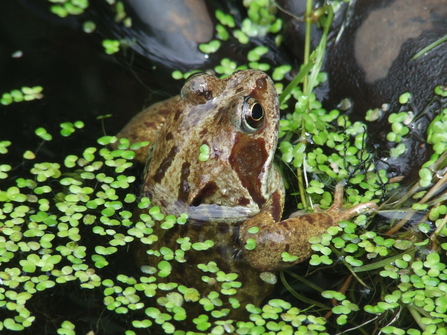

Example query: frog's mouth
[145,183,260,222]
[177,202,257,222]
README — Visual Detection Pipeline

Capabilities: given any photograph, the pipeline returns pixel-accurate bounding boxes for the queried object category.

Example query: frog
[116,69,379,325]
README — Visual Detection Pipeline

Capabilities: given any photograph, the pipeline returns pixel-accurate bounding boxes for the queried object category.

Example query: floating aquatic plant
[3,0,447,334]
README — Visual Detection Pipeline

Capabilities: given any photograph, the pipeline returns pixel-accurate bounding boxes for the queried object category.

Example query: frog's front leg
[239,184,379,272]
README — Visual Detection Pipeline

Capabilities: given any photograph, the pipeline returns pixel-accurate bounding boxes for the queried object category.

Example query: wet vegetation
[2,0,447,334]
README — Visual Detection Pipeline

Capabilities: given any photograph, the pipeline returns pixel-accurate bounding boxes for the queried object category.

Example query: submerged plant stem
[388,167,447,235]
[407,305,426,331]
[430,212,447,250]
[284,269,324,293]
[411,33,447,60]
[419,168,447,204]
[280,271,330,310]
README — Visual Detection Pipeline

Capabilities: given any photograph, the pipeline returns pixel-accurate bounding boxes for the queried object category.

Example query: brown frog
[116,70,378,326]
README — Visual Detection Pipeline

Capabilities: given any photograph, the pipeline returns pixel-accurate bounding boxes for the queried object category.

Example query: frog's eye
[181,72,216,102]
[185,71,207,82]
[242,96,264,132]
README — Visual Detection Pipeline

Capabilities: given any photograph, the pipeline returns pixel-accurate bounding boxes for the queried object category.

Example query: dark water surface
[0,0,183,169]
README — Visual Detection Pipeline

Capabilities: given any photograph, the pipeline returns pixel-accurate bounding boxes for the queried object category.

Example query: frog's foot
[288,184,378,220]
[288,204,323,218]
[326,183,379,222]
[241,184,379,271]
[331,183,345,209]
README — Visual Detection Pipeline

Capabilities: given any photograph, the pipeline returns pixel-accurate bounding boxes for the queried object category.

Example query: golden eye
[242,96,264,132]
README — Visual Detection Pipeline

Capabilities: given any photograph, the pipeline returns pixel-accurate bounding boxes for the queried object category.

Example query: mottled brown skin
[117,70,378,324]
[115,96,180,162]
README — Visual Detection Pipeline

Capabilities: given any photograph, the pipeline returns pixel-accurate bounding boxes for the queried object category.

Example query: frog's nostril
[256,78,266,89]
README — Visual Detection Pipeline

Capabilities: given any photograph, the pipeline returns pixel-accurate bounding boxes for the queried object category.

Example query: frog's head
[145,70,283,220]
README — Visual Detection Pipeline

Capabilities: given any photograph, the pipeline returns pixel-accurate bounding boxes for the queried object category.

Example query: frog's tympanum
[117,70,378,323]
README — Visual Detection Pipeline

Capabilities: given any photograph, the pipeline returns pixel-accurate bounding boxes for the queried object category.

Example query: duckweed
[49,0,88,17]
[3,1,447,334]
[198,40,221,54]
[198,143,210,162]
[1,86,43,105]
[102,39,120,54]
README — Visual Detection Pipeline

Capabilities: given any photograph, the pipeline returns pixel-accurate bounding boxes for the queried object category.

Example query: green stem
[348,248,416,272]
[407,304,426,330]
[283,269,324,293]
[279,271,330,310]
[304,4,333,96]
[279,3,334,210]
[411,34,447,60]
[278,62,314,104]
[297,166,308,209]
[303,0,313,92]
